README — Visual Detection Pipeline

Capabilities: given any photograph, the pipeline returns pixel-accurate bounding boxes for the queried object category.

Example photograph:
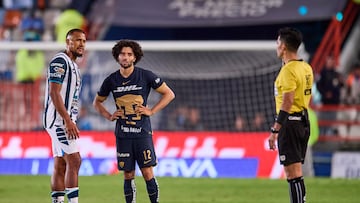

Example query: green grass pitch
[0,175,359,203]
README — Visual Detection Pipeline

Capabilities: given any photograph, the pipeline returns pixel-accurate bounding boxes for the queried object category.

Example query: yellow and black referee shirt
[274,60,314,114]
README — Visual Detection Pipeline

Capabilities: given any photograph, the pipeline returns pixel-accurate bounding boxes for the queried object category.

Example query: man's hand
[109,109,124,121]
[65,120,80,140]
[135,105,153,116]
[268,133,278,150]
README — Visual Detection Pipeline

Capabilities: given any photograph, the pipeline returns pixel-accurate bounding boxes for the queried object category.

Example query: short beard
[72,50,83,58]
[120,62,133,69]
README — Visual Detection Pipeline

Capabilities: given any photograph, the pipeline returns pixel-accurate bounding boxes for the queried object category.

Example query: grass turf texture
[0,176,359,203]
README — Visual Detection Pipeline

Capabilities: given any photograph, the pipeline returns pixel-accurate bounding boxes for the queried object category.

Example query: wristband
[276,110,289,125]
[270,127,279,134]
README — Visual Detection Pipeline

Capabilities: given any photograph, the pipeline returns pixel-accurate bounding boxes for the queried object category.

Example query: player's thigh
[45,126,79,157]
[134,137,157,169]
[116,138,136,171]
[140,166,155,180]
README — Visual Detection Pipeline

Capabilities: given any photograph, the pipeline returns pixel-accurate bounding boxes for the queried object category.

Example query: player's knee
[65,153,81,169]
[141,167,154,181]
[123,170,135,179]
[54,160,66,175]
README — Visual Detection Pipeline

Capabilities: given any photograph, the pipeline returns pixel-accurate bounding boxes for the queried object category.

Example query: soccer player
[43,28,86,203]
[93,40,175,203]
[268,27,313,203]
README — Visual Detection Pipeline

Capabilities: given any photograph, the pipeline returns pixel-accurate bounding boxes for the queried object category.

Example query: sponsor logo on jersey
[117,153,130,157]
[121,126,142,133]
[114,85,142,93]
[49,72,62,78]
[50,62,65,68]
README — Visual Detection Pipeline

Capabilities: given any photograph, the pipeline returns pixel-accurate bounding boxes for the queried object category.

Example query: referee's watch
[270,127,279,134]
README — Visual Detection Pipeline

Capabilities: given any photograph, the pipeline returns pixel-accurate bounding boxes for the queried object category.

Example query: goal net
[0,41,280,132]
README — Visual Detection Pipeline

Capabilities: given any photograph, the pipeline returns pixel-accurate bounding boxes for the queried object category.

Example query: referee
[268,27,313,203]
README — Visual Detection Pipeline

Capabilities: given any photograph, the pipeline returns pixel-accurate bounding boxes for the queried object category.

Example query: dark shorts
[116,136,157,171]
[278,114,310,166]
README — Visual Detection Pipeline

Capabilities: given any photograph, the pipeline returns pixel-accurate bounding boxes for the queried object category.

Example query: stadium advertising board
[110,0,347,27]
[0,131,283,178]
[331,152,360,179]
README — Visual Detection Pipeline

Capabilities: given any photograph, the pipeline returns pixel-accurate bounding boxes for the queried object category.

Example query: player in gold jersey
[268,27,313,203]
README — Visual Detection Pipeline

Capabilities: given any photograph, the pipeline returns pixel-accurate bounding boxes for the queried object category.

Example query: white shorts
[45,125,79,157]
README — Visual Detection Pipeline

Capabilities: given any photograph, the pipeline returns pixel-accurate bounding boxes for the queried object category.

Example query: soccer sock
[287,176,306,203]
[65,187,79,203]
[51,191,65,203]
[146,178,159,203]
[124,179,136,203]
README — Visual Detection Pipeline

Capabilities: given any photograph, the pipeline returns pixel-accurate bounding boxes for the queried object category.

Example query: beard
[120,61,133,69]
[72,50,83,58]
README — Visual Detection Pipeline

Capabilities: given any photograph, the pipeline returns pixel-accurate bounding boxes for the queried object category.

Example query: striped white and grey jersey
[43,52,82,128]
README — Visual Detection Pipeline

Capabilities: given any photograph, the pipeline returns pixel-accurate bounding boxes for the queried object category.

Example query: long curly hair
[112,40,144,65]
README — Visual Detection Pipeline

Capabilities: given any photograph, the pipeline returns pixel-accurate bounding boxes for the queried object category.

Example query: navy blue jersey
[97,67,163,138]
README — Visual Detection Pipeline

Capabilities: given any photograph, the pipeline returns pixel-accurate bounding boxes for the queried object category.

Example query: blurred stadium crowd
[0,0,359,139]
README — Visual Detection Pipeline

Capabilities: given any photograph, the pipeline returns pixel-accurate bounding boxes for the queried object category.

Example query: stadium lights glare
[336,12,344,21]
[298,5,308,16]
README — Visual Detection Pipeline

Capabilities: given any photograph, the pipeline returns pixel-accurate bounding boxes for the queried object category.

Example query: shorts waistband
[288,109,308,121]
[289,109,307,116]
[288,116,302,121]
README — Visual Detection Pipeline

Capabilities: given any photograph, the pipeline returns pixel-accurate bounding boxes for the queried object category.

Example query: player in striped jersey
[43,28,86,203]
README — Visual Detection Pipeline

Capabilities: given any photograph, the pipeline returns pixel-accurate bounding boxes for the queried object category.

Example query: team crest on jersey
[119,161,125,168]
[54,67,65,74]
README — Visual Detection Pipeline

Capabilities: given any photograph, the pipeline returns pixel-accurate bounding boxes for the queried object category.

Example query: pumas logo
[114,85,142,93]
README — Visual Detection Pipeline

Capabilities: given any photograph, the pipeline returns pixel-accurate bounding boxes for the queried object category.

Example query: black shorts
[277,115,310,166]
[116,136,157,171]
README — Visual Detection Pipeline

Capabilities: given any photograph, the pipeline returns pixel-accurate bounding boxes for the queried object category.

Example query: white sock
[68,197,78,203]
[51,191,65,203]
[66,187,79,203]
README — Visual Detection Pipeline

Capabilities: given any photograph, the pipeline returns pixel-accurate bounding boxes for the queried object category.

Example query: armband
[276,110,289,125]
